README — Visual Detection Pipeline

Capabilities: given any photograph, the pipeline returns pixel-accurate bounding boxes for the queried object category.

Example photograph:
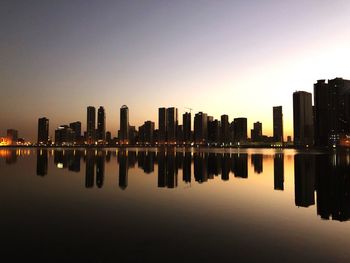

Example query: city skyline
[2,1,350,141]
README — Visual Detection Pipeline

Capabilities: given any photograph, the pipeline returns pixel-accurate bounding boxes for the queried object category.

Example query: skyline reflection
[1,148,350,222]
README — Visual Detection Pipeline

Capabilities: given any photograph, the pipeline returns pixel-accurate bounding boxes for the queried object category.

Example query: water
[1,147,350,262]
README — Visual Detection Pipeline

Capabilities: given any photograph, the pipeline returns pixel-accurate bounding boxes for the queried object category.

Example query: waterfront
[1,148,350,262]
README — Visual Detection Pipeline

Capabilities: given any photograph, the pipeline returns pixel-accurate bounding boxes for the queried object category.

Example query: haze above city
[1,0,350,141]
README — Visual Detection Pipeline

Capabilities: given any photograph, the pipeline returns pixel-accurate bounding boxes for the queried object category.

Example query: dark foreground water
[1,148,350,262]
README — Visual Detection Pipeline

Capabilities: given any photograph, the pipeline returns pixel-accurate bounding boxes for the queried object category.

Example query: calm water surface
[1,147,350,262]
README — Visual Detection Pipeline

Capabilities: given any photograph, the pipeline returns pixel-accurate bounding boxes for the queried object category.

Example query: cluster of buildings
[36,104,287,147]
[2,77,350,148]
[293,77,350,147]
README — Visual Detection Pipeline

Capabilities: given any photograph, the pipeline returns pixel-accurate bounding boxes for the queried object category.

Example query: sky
[1,0,350,141]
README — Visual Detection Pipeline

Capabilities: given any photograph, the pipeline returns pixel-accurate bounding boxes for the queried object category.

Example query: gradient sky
[1,0,350,141]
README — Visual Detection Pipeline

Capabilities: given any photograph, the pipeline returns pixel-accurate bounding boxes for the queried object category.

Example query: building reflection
[96,151,105,188]
[157,150,178,188]
[36,149,48,176]
[118,150,128,190]
[85,150,95,188]
[232,154,248,179]
[251,154,263,174]
[274,153,284,191]
[10,148,350,222]
[294,154,315,207]
[315,153,350,221]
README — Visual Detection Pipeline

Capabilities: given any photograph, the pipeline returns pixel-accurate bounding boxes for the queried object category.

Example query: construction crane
[185,107,193,113]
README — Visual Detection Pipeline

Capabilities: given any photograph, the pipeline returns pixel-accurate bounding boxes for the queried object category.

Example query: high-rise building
[273,106,283,143]
[183,112,191,144]
[97,106,106,142]
[220,115,230,145]
[314,78,350,147]
[69,121,81,143]
[158,108,167,144]
[120,105,129,144]
[38,117,49,144]
[208,119,220,145]
[142,121,155,144]
[7,129,18,145]
[194,112,208,145]
[87,106,96,144]
[233,118,247,143]
[251,121,262,142]
[167,107,178,144]
[55,125,74,145]
[293,91,314,147]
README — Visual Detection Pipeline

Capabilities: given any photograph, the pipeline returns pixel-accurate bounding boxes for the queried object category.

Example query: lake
[1,147,350,262]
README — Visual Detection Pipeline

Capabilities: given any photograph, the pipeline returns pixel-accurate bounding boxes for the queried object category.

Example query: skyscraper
[251,121,262,142]
[97,106,106,142]
[194,112,208,145]
[220,115,230,145]
[87,106,96,144]
[158,108,167,144]
[314,78,350,147]
[144,121,155,144]
[69,121,81,143]
[233,118,247,143]
[166,107,178,144]
[37,117,49,144]
[183,112,191,145]
[273,106,283,143]
[120,105,129,144]
[293,91,314,147]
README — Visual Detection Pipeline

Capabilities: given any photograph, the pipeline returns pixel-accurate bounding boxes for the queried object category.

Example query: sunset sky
[1,0,350,141]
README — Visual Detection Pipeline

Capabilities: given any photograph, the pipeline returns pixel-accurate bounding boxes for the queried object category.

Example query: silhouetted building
[233,118,247,144]
[158,108,167,144]
[251,122,262,142]
[194,112,208,145]
[221,115,230,145]
[55,125,74,145]
[293,91,314,147]
[36,149,48,176]
[97,106,106,142]
[208,119,220,145]
[106,131,112,144]
[144,121,155,144]
[183,112,191,144]
[87,106,96,144]
[69,121,82,143]
[120,105,129,144]
[176,124,184,144]
[314,78,350,147]
[273,106,283,143]
[274,153,284,190]
[37,117,49,144]
[294,154,315,207]
[129,126,137,145]
[167,107,178,144]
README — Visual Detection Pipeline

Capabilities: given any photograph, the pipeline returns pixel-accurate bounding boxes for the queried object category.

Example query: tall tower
[183,112,191,145]
[166,107,178,144]
[273,106,283,143]
[220,114,229,145]
[158,108,167,144]
[194,112,208,145]
[293,91,314,147]
[38,117,49,144]
[97,106,106,142]
[87,106,96,144]
[120,105,129,144]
